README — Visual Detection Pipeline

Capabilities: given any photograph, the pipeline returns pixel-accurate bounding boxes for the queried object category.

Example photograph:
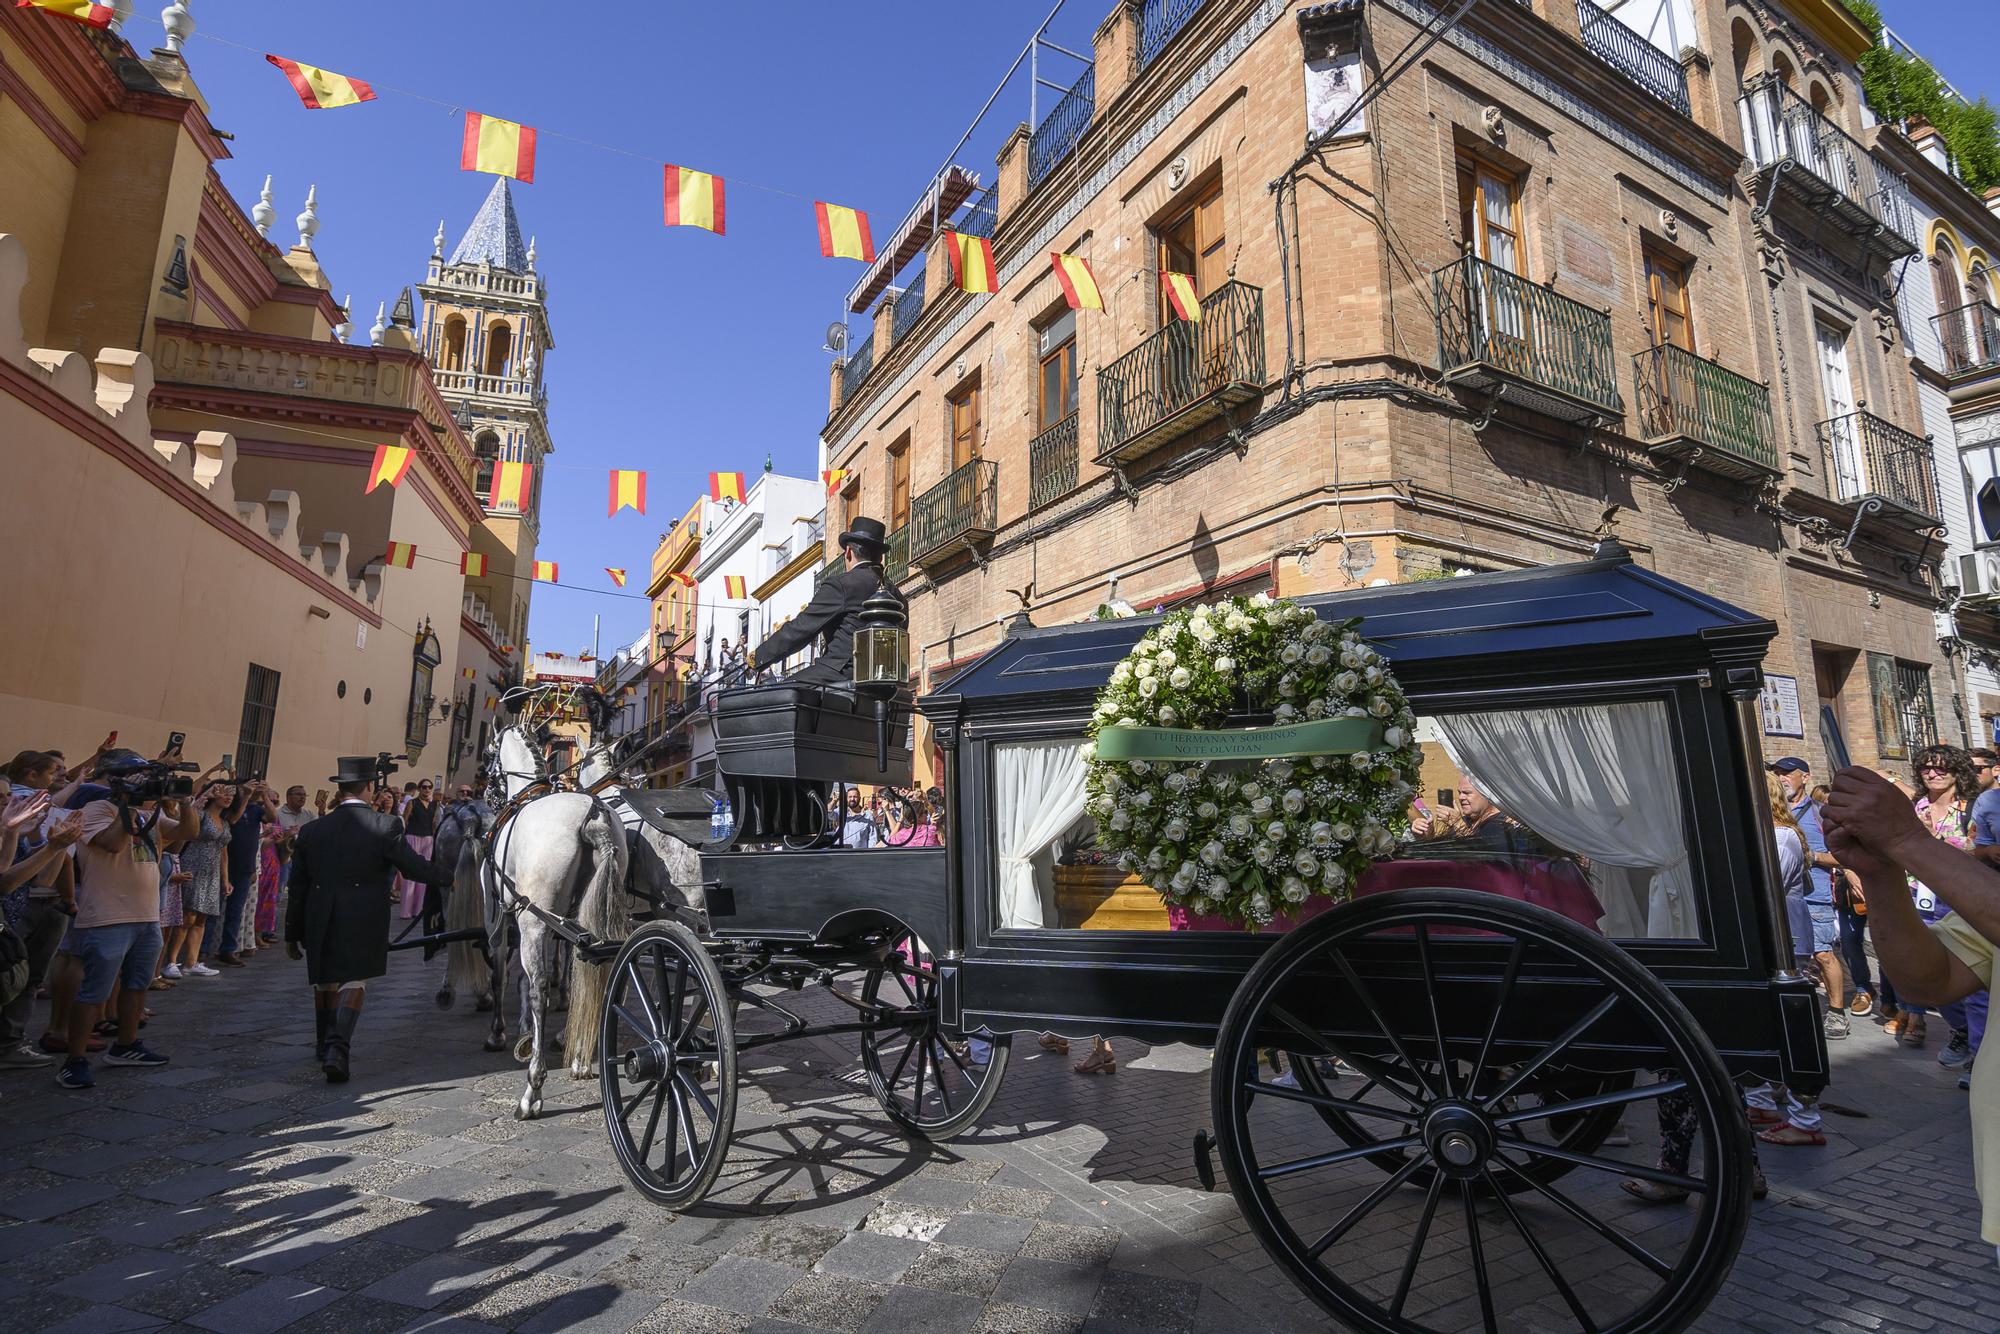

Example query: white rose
[1214,656,1235,675]
[1248,891,1272,922]
[1131,760,1151,774]
[1164,818,1189,843]
[1266,820,1287,842]
[1274,704,1298,722]
[1241,782,1262,800]
[1135,660,1155,679]
[1139,678,1159,698]
[1132,790,1153,808]
[1344,706,1368,718]
[1251,592,1274,607]
[1280,875,1308,904]
[1191,620,1218,643]
[1157,648,1177,668]
[1229,813,1252,837]
[1310,822,1335,848]
[1270,762,1294,782]
[1118,852,1139,872]
[1334,671,1361,694]
[1158,705,1178,726]
[1369,696,1394,718]
[1383,725,1407,749]
[1250,795,1274,816]
[1305,645,1331,667]
[1169,667,1192,689]
[1200,841,1225,866]
[1282,789,1305,815]
[1113,662,1132,681]
[1227,613,1250,632]
[1146,848,1165,869]
[1305,699,1327,718]
[1252,842,1276,866]
[1332,822,1356,842]
[1322,863,1347,889]
[1109,810,1131,831]
[1364,665,1384,685]
[1340,647,1364,669]
[1197,802,1219,819]
[1293,850,1320,877]
[1280,645,1302,665]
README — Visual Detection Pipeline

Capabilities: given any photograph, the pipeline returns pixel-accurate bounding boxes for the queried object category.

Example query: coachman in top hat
[285,754,451,1082]
[745,516,906,685]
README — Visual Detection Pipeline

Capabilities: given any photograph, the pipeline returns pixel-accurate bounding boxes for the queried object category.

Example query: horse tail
[563,801,630,1075]
[445,834,491,1001]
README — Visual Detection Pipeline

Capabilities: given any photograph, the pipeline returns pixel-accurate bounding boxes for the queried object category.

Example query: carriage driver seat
[712,682,914,840]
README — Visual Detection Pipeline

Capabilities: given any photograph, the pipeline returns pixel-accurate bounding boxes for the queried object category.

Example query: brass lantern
[852,574,909,699]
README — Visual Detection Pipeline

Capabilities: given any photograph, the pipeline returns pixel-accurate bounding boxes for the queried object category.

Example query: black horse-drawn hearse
[590,541,1821,1333]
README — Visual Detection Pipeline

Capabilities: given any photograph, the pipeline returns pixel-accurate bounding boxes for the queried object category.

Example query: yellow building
[642,501,702,784]
[0,9,540,787]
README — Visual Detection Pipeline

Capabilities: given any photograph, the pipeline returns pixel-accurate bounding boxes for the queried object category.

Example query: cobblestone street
[4,942,1999,1333]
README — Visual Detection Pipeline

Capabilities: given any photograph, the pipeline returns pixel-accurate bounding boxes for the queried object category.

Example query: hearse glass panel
[989,695,1703,943]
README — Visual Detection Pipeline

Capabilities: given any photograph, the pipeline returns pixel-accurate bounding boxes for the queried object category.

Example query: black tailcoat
[753,560,905,685]
[284,802,447,985]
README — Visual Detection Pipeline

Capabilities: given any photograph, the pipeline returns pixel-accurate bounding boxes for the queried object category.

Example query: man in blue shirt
[1772,757,1849,1039]
[211,782,267,966]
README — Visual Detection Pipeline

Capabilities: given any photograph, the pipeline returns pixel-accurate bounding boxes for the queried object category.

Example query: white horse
[456,724,630,1120]
[578,748,707,920]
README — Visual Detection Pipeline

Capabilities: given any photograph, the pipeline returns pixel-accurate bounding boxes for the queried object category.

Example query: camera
[106,761,196,803]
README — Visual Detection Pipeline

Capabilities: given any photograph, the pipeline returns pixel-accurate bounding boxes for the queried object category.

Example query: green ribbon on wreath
[1093,717,1384,763]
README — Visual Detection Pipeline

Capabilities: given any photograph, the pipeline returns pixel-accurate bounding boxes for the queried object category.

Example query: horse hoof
[513,1035,535,1063]
[484,1037,507,1053]
[475,996,494,1013]
[514,1100,540,1121]
[434,988,453,1011]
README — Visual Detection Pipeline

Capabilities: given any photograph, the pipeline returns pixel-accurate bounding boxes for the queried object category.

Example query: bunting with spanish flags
[606,568,628,588]
[669,571,696,589]
[1051,252,1103,311]
[462,667,477,680]
[663,164,725,234]
[385,542,417,569]
[485,696,497,711]
[15,1,113,28]
[710,471,745,503]
[822,468,849,496]
[265,54,376,109]
[815,201,875,262]
[608,469,646,517]
[460,551,488,576]
[1162,272,1201,323]
[532,561,559,583]
[462,111,537,183]
[723,575,747,600]
[366,445,412,493]
[946,230,997,294]
[491,460,533,510]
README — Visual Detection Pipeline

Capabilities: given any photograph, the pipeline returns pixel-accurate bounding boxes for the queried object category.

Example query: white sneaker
[187,963,220,978]
[0,1043,54,1069]
[161,964,183,980]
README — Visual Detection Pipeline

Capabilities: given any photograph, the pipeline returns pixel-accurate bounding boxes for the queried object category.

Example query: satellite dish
[823,322,849,355]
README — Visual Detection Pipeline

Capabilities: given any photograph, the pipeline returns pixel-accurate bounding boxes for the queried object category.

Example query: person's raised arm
[1,814,82,892]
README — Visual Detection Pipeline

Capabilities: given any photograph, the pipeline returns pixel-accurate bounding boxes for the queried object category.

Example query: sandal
[148,978,175,991]
[1883,1012,1907,1037]
[1621,1179,1689,1205]
[1755,1123,1827,1147]
[1073,1048,1117,1075]
[1746,1106,1785,1126]
[1037,1034,1071,1055]
[1849,991,1874,1018]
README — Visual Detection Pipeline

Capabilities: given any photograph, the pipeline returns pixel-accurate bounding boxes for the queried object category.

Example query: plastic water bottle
[709,803,723,841]
[718,798,734,841]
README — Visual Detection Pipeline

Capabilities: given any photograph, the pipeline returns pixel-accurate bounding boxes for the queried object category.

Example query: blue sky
[151,1,1988,658]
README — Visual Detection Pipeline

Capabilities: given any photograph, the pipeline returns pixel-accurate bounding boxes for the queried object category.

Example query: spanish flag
[822,468,849,496]
[461,111,537,184]
[815,202,875,263]
[462,667,476,680]
[664,164,725,235]
[533,561,558,583]
[607,469,646,517]
[491,460,533,510]
[366,444,412,493]
[1162,272,1201,323]
[460,551,488,576]
[606,568,628,588]
[1051,252,1103,311]
[724,575,747,600]
[710,471,746,503]
[946,230,997,294]
[15,1,113,28]
[485,696,497,711]
[265,55,376,109]
[669,571,696,589]
[385,542,417,569]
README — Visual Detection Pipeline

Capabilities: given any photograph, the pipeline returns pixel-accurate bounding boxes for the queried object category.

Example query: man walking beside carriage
[285,756,452,1083]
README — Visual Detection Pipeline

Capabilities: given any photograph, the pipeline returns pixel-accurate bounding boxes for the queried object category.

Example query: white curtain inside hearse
[994,737,1092,930]
[1432,699,1697,939]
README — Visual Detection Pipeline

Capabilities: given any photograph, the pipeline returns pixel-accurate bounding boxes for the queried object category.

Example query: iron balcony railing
[1030,65,1094,189]
[1632,343,1777,473]
[814,552,844,587]
[957,186,998,239]
[840,331,874,403]
[1097,281,1265,463]
[1738,75,1915,244]
[910,459,998,561]
[1433,254,1622,416]
[886,524,909,583]
[1934,300,2000,378]
[1817,409,1939,520]
[1030,413,1080,509]
[1576,0,1690,116]
[1139,0,1204,67]
[891,275,926,343]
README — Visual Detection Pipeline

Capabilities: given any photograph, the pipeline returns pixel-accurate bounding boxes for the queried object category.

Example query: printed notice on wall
[1304,50,1365,139]
[356,622,368,651]
[1761,673,1804,738]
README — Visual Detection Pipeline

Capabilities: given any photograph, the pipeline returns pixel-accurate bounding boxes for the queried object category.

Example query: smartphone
[166,731,186,756]
[1413,797,1431,817]
[221,753,234,774]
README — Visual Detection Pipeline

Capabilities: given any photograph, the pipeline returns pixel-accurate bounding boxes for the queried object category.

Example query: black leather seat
[713,683,913,840]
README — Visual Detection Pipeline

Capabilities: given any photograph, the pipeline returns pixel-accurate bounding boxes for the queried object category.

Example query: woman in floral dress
[175,784,233,978]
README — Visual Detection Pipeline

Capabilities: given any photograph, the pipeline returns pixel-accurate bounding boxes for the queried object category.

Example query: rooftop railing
[840,332,875,403]
[957,186,998,240]
[910,459,998,562]
[1096,281,1265,464]
[1576,0,1690,116]
[1933,300,2000,378]
[1817,409,1939,521]
[1139,0,1204,68]
[1030,65,1094,189]
[1632,343,1777,475]
[1030,412,1080,510]
[1433,254,1622,417]
[891,275,927,344]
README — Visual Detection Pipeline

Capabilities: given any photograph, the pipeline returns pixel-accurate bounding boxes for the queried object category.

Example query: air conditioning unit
[1959,550,2000,601]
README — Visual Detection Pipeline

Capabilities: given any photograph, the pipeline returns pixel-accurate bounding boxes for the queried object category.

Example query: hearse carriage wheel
[1211,889,1751,1334]
[860,928,1011,1141]
[600,921,737,1208]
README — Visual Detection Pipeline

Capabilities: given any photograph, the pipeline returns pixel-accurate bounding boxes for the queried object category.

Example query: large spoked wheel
[1212,889,1751,1334]
[600,921,737,1208]
[860,931,1011,1141]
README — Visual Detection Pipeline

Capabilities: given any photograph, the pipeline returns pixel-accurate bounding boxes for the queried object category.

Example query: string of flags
[606,568,628,588]
[608,470,645,516]
[18,1,114,29]
[822,468,848,497]
[710,472,746,503]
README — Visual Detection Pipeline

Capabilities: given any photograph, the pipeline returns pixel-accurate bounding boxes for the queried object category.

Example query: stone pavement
[2,937,1997,1333]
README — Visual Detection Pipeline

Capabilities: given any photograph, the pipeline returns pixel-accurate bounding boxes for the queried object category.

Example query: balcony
[431,368,546,406]
[1631,344,1777,479]
[1934,301,2000,380]
[1096,281,1265,466]
[1030,413,1081,509]
[1817,410,1940,525]
[887,524,909,583]
[1576,0,1689,116]
[892,275,927,343]
[1139,0,1203,67]
[1433,255,1622,422]
[1030,65,1094,189]
[910,460,998,565]
[1738,76,1918,257]
[840,332,875,403]
[958,186,998,239]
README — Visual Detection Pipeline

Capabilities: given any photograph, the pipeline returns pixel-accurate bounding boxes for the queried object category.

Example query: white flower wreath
[1085,594,1422,927]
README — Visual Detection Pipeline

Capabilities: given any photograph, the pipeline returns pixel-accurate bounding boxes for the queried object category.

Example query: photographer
[1,786,84,1070]
[51,750,197,1089]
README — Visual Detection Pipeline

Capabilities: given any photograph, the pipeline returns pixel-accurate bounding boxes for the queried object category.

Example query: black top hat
[838,516,888,556]
[329,755,386,786]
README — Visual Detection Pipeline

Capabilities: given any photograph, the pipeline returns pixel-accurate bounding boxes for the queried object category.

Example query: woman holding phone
[174,781,234,979]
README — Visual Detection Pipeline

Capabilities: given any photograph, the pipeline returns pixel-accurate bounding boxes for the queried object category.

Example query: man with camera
[285,754,451,1082]
[52,749,198,1090]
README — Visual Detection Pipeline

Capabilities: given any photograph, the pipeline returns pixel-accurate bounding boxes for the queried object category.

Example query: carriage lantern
[852,572,908,771]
